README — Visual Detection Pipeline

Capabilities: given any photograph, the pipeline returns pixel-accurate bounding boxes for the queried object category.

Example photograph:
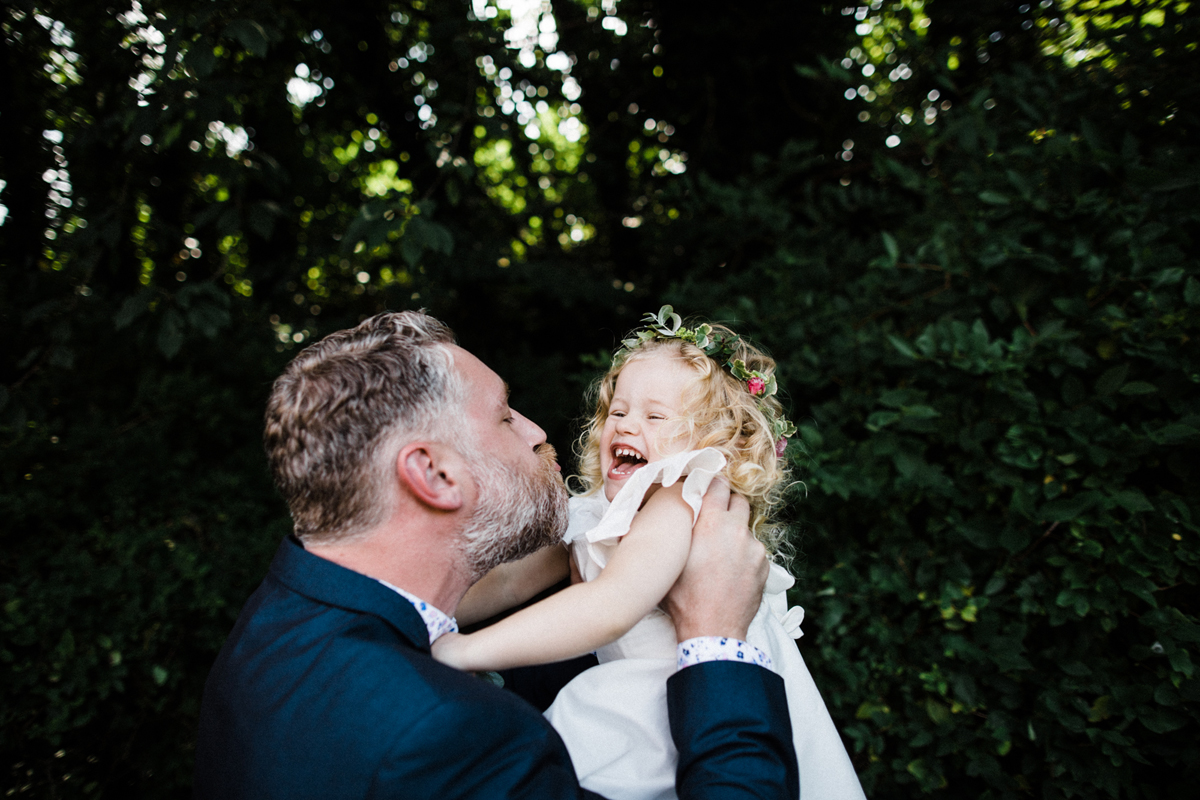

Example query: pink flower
[747,376,766,396]
[775,437,788,458]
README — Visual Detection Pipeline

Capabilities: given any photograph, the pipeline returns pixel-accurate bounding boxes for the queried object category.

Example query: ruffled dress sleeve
[564,448,727,584]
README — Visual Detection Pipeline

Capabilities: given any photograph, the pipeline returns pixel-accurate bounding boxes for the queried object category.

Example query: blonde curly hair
[572,323,791,557]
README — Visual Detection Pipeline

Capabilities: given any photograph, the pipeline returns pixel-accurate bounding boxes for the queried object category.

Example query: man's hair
[263,311,460,544]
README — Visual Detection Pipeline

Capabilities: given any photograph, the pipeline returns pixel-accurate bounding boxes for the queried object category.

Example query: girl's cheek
[655,427,691,458]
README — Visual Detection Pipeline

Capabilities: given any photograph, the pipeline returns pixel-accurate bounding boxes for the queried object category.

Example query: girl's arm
[432,483,694,672]
[455,544,569,627]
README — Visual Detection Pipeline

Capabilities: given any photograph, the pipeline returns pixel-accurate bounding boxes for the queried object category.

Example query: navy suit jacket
[194,537,798,799]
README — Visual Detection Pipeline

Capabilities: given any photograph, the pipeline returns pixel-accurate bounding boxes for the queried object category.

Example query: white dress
[543,448,866,800]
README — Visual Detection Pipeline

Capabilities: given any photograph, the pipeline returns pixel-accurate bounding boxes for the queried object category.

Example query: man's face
[451,347,569,577]
[453,346,553,478]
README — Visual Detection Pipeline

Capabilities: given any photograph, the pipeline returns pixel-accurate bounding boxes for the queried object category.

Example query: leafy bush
[1,317,288,795]
[3,1,1197,798]
[661,9,1200,797]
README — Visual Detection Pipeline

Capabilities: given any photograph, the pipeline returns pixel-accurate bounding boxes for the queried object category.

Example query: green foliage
[654,4,1200,797]
[2,325,287,794]
[2,0,1198,797]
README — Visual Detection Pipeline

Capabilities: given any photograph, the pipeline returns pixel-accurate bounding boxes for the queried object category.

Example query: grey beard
[459,444,569,579]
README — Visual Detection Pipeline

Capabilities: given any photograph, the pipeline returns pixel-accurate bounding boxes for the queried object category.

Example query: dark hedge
[2,1,1197,797]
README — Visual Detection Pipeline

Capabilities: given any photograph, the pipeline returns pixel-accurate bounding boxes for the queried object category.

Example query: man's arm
[670,663,798,800]
[664,479,800,800]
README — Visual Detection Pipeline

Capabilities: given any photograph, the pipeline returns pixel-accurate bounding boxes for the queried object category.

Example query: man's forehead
[451,345,508,404]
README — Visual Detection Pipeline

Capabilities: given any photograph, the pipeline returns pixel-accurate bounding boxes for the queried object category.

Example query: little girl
[433,307,865,800]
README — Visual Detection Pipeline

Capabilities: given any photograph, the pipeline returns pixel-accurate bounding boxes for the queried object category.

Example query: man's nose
[510,409,547,449]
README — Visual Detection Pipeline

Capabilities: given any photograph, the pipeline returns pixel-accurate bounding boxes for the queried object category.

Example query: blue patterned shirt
[377,580,459,644]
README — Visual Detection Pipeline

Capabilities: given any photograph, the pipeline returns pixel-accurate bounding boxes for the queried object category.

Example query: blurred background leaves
[2,0,1197,796]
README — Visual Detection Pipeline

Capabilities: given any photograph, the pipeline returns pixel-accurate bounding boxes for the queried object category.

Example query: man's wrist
[676,636,772,671]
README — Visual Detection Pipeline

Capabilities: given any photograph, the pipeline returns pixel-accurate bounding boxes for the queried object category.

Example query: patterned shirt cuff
[676,636,772,671]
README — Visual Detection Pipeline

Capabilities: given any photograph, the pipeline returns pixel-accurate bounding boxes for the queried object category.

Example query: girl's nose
[615,415,638,435]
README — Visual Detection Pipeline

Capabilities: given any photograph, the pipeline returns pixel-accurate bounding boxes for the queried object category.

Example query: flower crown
[617,305,797,458]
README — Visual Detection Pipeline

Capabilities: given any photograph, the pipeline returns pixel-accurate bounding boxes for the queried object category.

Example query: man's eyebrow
[496,381,511,415]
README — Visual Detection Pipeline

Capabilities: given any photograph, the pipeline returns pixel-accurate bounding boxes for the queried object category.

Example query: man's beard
[459,442,569,579]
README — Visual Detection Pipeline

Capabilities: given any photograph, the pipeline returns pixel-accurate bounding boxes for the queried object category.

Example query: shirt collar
[375,580,459,643]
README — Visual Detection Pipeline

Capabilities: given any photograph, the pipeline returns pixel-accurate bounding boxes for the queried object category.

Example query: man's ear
[397,442,465,511]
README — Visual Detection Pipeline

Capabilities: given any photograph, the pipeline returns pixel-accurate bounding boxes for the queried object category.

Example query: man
[194,311,798,799]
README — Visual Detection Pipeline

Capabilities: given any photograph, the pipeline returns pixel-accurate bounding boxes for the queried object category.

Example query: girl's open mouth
[607,446,647,479]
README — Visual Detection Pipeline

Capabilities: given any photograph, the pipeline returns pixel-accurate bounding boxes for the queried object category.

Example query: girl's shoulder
[639,479,687,511]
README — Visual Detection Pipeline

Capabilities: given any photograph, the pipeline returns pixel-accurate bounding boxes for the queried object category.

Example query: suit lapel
[267,536,433,653]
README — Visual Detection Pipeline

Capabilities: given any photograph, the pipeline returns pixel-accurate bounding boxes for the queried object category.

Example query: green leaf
[157,309,185,359]
[1088,695,1113,723]
[400,235,423,268]
[247,201,283,240]
[1169,648,1195,677]
[798,425,823,450]
[1185,277,1200,306]
[1119,381,1158,396]
[881,231,899,265]
[343,200,404,255]
[887,335,917,359]
[1040,491,1102,522]
[880,157,923,191]
[1149,423,1199,444]
[222,20,270,58]
[478,670,505,687]
[925,698,951,725]
[1152,267,1185,287]
[1112,489,1154,513]
[978,190,1011,205]
[115,288,153,330]
[1140,707,1188,733]
[1095,364,1129,396]
[866,411,901,431]
[186,38,217,78]
[400,216,454,265]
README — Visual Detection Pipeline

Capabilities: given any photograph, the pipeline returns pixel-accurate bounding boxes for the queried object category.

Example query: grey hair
[263,311,462,545]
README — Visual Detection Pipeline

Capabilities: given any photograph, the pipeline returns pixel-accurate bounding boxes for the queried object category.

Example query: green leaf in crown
[614,306,797,459]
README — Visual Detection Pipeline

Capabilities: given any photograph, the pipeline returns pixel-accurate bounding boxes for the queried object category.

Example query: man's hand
[664,479,768,643]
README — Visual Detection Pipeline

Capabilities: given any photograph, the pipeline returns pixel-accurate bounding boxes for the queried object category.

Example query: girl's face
[599,351,699,501]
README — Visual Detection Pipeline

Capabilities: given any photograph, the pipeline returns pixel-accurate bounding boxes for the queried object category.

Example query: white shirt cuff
[676,636,772,671]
